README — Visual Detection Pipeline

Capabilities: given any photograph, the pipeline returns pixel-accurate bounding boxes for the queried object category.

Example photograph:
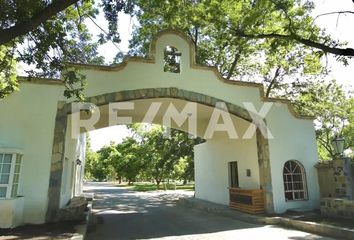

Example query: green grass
[131,183,194,192]
[115,182,130,187]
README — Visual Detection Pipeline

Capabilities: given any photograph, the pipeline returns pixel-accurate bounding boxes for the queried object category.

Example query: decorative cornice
[17,29,314,120]
[17,76,64,85]
[69,29,314,120]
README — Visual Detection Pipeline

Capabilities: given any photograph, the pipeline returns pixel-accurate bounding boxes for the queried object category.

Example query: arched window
[283,160,308,201]
[163,46,181,73]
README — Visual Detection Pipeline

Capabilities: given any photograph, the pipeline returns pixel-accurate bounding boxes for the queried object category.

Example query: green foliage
[130,0,328,97]
[1,0,353,100]
[85,134,104,180]
[163,46,181,73]
[0,0,133,100]
[85,135,119,181]
[115,137,146,184]
[0,46,18,98]
[293,80,354,160]
[132,183,194,192]
[134,125,203,188]
[173,157,188,181]
[84,124,204,187]
[96,143,120,180]
[4,1,353,163]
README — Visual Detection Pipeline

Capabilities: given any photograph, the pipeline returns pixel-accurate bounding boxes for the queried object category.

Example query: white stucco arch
[0,30,320,226]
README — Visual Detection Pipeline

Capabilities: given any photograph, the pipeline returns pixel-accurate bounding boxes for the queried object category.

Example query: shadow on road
[84,182,258,239]
[84,182,332,240]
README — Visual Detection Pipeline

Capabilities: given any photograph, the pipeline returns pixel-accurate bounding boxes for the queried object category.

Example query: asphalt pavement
[84,182,335,240]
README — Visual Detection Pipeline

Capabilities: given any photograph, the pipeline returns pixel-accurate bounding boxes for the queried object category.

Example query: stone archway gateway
[46,88,274,221]
[0,30,320,227]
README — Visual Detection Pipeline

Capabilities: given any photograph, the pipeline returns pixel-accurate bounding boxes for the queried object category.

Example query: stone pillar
[333,157,353,200]
[46,102,69,222]
[315,162,336,198]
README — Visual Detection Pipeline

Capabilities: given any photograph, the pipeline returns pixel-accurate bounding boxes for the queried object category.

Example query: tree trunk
[0,0,80,45]
[265,66,282,97]
[156,179,161,190]
[226,51,241,80]
[232,29,354,57]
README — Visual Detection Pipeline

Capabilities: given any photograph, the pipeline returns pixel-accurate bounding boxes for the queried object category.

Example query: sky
[89,0,354,151]
[312,0,354,89]
[87,11,135,151]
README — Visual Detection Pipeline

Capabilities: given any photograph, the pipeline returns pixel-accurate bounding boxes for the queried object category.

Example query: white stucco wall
[0,83,64,224]
[194,103,320,212]
[0,31,321,225]
[74,133,86,196]
[80,34,263,111]
[67,32,320,213]
[194,135,259,205]
[60,116,76,208]
[0,197,24,228]
[266,105,320,213]
[60,117,87,208]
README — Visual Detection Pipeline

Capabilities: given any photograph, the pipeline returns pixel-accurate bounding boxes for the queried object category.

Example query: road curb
[70,199,93,240]
[278,218,354,240]
[178,197,354,240]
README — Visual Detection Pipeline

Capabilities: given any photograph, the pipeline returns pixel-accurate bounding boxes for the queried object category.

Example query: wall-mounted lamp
[331,136,345,157]
[76,159,82,165]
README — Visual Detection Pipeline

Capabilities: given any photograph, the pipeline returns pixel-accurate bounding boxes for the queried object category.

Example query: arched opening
[283,160,308,201]
[46,88,273,221]
[163,46,181,73]
[0,29,321,228]
[85,123,205,189]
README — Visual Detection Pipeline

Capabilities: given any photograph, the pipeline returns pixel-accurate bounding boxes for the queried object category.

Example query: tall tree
[85,134,106,180]
[139,126,176,189]
[293,80,354,160]
[115,137,146,184]
[2,0,354,99]
[0,0,133,99]
[131,124,204,188]
[129,0,327,97]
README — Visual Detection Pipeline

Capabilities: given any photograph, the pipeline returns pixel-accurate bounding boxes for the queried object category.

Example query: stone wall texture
[320,197,354,219]
[316,162,336,198]
[316,161,354,198]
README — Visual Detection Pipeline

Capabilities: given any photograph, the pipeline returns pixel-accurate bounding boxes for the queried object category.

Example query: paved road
[84,182,334,240]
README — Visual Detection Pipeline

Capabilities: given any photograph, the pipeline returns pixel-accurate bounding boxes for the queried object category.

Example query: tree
[0,46,17,98]
[129,0,327,97]
[0,0,80,45]
[293,80,354,160]
[85,134,105,180]
[2,0,354,100]
[172,157,188,182]
[129,124,204,188]
[0,0,133,99]
[115,137,146,184]
[96,143,122,181]
[173,156,195,185]
[139,126,174,189]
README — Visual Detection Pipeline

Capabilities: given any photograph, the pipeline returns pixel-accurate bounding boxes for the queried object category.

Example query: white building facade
[0,30,320,228]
